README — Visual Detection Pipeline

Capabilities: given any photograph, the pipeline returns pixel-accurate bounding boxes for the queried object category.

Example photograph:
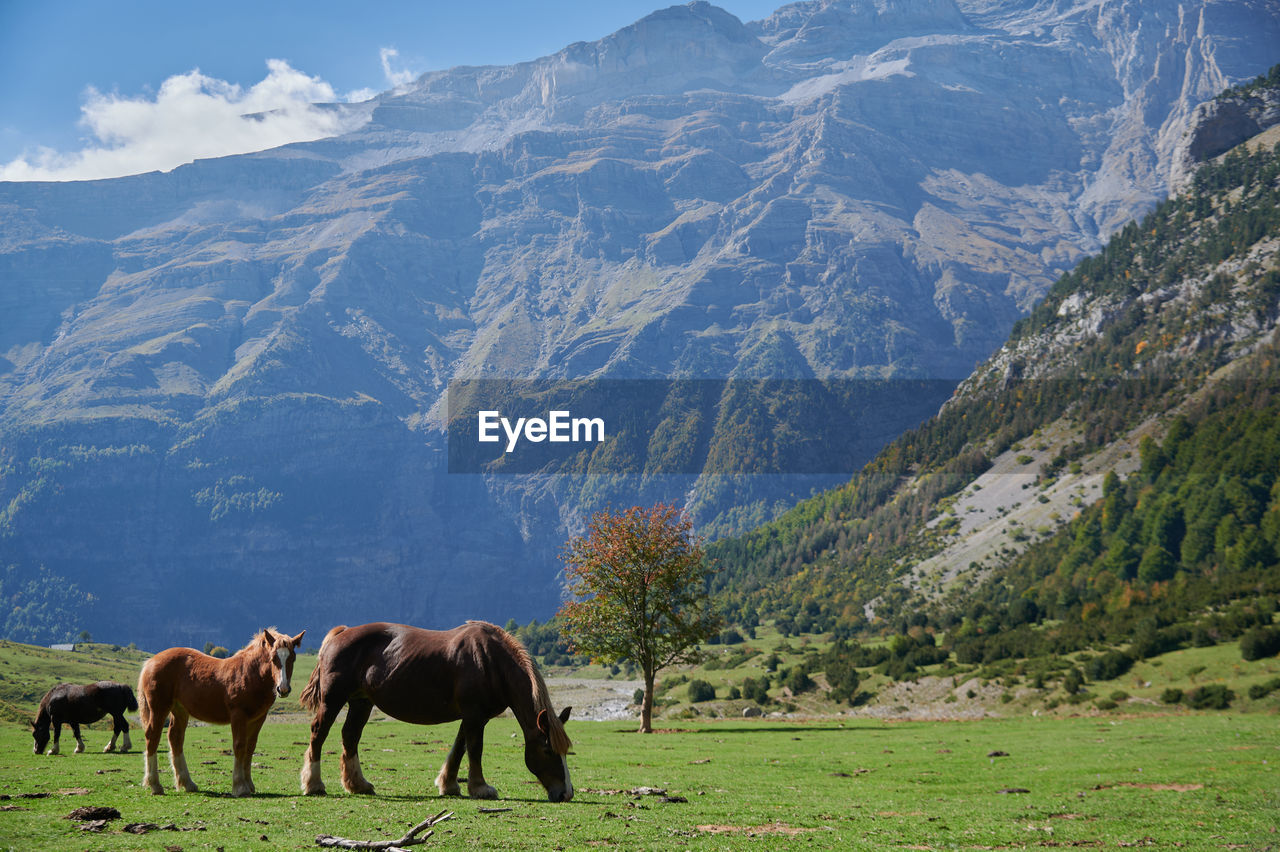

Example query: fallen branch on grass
[315,810,453,850]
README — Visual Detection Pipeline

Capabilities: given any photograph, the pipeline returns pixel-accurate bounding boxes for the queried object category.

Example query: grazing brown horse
[32,681,138,755]
[299,621,573,802]
[138,628,305,796]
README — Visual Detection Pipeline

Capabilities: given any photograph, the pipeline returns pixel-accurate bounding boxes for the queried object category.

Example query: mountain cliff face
[710,82,1280,633]
[1,0,1277,647]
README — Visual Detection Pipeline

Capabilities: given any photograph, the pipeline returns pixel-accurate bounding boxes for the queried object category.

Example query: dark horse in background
[32,681,137,755]
[300,621,573,802]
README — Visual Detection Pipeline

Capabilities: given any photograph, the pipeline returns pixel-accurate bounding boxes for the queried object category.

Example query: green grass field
[1,639,1277,850]
[2,709,1276,849]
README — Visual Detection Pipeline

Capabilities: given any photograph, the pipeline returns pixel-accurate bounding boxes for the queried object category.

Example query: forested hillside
[710,73,1280,655]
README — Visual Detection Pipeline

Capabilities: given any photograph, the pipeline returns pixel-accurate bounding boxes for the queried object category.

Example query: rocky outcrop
[1170,72,1280,186]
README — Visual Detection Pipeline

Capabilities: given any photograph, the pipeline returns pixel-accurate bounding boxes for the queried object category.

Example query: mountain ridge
[1,1,1277,647]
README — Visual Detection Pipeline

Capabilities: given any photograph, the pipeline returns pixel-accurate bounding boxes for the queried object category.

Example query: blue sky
[0,0,783,180]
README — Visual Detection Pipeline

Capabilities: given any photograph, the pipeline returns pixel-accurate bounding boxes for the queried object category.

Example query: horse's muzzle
[276,684,291,697]
[548,787,573,803]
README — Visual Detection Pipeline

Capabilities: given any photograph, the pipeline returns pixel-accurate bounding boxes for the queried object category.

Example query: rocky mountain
[710,75,1280,636]
[1,1,1277,647]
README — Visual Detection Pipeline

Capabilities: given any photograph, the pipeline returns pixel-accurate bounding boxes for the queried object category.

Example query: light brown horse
[299,621,572,801]
[138,628,305,796]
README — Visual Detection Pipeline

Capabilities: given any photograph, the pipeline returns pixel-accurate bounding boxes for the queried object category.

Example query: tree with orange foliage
[557,504,719,733]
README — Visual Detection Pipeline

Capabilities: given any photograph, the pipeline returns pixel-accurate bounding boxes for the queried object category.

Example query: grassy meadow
[0,649,1277,849]
[1,640,1278,850]
[1,712,1277,850]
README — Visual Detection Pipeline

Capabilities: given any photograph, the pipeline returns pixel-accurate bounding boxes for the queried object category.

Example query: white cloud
[1,59,368,182]
[380,48,418,90]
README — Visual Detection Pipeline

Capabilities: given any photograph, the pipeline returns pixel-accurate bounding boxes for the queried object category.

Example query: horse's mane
[233,628,277,658]
[475,621,572,755]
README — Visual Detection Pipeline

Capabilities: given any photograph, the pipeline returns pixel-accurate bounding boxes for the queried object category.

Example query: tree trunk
[639,671,655,733]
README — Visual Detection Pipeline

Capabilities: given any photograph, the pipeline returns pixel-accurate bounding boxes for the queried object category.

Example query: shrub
[727,686,741,700]
[784,666,815,695]
[1085,650,1135,682]
[718,628,744,645]
[1063,667,1085,694]
[1094,699,1118,710]
[1160,687,1184,704]
[633,688,645,705]
[1240,627,1280,661]
[741,676,771,704]
[1109,690,1130,702]
[1246,677,1280,700]
[1185,684,1234,710]
[687,679,716,703]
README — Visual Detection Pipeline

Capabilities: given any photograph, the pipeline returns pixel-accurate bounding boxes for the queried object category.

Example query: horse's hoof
[74,744,85,754]
[147,784,164,795]
[103,744,115,753]
[232,786,254,798]
[469,784,498,800]
[179,781,199,793]
[438,783,462,797]
[302,785,327,796]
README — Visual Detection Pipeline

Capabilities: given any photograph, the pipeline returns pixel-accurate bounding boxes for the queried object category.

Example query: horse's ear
[291,630,306,648]
[536,708,549,736]
[558,706,572,725]
[261,628,277,646]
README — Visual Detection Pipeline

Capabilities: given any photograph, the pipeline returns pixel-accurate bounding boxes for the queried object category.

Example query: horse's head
[261,628,306,697]
[525,706,573,802]
[31,718,49,755]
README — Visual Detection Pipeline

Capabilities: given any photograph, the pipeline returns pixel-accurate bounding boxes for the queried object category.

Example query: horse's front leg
[436,724,466,796]
[70,721,85,754]
[339,698,375,795]
[464,717,497,799]
[167,708,198,792]
[49,719,61,755]
[230,713,257,797]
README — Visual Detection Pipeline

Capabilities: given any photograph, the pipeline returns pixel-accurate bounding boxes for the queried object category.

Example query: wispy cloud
[379,47,418,90]
[1,59,368,182]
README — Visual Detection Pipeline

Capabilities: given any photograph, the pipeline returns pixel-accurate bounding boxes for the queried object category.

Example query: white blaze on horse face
[275,646,292,695]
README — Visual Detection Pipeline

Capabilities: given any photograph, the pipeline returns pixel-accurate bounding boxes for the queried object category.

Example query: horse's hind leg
[105,712,130,752]
[464,717,498,799]
[167,708,198,792]
[140,692,167,794]
[435,724,465,796]
[301,692,344,795]
[339,697,375,795]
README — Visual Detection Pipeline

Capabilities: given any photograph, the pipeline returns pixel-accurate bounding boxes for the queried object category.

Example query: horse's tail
[299,625,346,714]
[136,661,153,728]
[124,685,139,713]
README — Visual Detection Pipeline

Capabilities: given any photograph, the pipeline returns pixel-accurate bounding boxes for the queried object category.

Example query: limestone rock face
[1,0,1277,646]
[1170,78,1280,186]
